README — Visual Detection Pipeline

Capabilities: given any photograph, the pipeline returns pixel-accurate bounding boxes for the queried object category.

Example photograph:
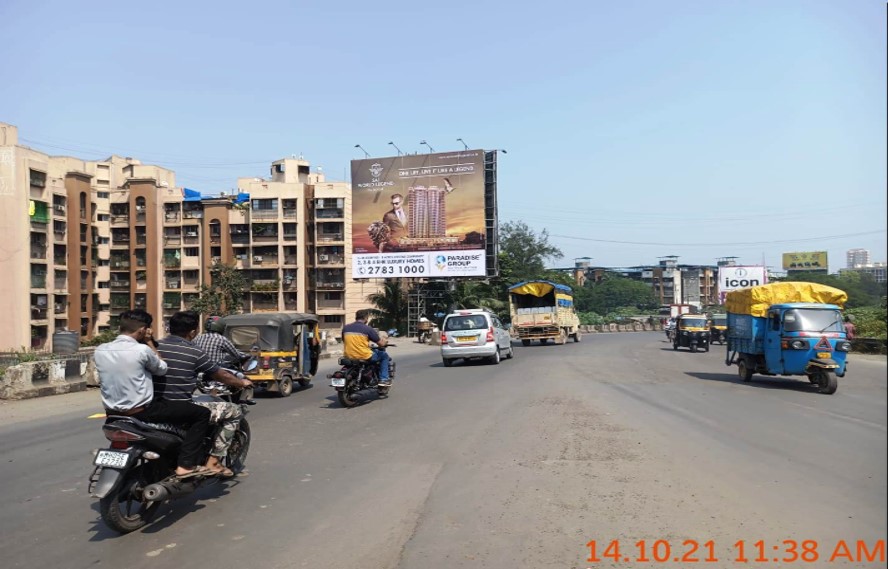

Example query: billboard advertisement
[350,150,487,279]
[717,265,767,304]
[782,251,828,271]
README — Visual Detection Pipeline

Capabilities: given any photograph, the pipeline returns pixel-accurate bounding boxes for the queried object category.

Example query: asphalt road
[0,333,885,569]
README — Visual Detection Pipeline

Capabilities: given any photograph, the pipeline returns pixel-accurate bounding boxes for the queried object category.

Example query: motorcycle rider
[94,309,214,479]
[154,311,252,478]
[194,316,248,369]
[342,309,391,387]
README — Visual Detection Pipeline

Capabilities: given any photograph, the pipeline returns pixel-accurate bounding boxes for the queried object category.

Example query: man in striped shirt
[154,311,252,477]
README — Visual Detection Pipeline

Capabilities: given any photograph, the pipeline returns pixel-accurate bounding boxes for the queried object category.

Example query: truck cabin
[769,304,844,334]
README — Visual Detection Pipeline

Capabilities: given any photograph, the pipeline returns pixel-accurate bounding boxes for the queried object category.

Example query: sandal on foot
[175,466,217,479]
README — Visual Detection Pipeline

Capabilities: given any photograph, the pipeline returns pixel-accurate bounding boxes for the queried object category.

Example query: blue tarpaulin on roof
[235,192,250,204]
[183,188,202,201]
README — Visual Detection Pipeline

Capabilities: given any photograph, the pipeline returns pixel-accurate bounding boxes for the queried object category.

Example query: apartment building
[571,256,718,308]
[1,122,381,351]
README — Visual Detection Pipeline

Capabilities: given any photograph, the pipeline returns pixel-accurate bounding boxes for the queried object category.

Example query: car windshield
[782,309,843,333]
[679,317,708,328]
[444,316,487,331]
[712,316,727,326]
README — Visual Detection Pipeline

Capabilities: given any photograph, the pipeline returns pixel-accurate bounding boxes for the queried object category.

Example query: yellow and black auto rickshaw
[673,314,711,353]
[220,312,319,397]
[709,314,727,345]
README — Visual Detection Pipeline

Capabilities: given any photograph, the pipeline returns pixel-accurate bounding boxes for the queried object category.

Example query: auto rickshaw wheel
[691,344,698,353]
[278,375,293,397]
[738,360,754,382]
[815,369,838,395]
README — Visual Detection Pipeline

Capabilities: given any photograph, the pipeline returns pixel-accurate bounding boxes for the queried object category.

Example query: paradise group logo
[435,255,447,271]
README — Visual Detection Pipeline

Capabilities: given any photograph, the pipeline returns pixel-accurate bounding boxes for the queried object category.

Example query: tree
[493,221,565,302]
[189,261,247,316]
[445,280,507,319]
[366,279,407,334]
[579,273,659,315]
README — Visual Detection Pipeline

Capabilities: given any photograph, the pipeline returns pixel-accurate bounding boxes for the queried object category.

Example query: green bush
[81,330,118,347]
[847,306,887,340]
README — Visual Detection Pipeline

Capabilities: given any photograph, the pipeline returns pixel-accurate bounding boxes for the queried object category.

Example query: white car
[440,309,514,367]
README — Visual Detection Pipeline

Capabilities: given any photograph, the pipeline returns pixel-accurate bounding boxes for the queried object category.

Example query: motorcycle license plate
[94,450,129,468]
[330,377,346,388]
[456,336,478,343]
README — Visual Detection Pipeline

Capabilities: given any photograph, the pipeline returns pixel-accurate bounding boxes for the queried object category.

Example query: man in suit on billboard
[382,193,408,250]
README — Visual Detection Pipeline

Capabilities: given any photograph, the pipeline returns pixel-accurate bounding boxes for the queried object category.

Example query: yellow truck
[508,280,581,345]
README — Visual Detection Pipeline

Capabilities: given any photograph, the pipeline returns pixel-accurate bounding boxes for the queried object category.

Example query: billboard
[717,265,767,304]
[782,251,828,271]
[350,150,487,279]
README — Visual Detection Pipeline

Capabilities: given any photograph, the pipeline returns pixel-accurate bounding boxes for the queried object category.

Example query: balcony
[231,234,249,245]
[110,260,130,270]
[164,235,182,245]
[316,209,344,219]
[54,279,67,291]
[251,209,279,220]
[282,232,298,241]
[31,274,47,288]
[31,306,49,321]
[317,254,344,265]
[251,279,280,292]
[30,244,47,260]
[282,208,298,219]
[165,280,181,289]
[317,233,344,242]
[164,211,181,223]
[163,257,181,269]
[316,299,345,310]
[315,281,345,290]
[110,280,130,289]
[110,214,129,225]
[52,204,67,217]
[183,209,203,219]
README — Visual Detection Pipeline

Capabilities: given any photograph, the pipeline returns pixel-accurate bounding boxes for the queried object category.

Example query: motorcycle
[89,361,256,534]
[417,320,432,344]
[328,346,395,408]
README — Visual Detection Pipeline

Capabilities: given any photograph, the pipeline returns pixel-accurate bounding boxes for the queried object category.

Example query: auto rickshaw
[673,314,711,352]
[710,314,727,345]
[219,312,319,397]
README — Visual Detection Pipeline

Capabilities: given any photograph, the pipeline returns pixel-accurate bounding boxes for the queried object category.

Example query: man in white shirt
[94,309,213,478]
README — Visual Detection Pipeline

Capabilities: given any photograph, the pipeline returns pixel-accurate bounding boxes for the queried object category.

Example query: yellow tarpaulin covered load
[725,282,847,317]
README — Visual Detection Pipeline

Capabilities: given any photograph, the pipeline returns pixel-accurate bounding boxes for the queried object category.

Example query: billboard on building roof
[350,150,487,279]
[782,251,828,271]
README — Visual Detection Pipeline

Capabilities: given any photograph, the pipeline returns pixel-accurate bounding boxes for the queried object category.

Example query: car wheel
[506,343,514,359]
[442,358,453,367]
[489,349,501,365]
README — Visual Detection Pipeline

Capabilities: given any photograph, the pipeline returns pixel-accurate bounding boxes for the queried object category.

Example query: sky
[2,0,885,273]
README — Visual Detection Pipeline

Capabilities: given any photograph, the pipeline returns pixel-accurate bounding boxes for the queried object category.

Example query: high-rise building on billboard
[407,185,447,238]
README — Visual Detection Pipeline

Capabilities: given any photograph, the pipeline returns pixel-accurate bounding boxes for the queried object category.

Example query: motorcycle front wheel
[225,418,251,474]
[99,464,162,534]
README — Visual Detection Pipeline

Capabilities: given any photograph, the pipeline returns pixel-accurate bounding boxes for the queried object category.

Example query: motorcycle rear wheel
[337,388,358,408]
[99,465,161,534]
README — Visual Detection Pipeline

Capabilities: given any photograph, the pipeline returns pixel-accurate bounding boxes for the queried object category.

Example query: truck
[725,282,850,394]
[508,280,581,345]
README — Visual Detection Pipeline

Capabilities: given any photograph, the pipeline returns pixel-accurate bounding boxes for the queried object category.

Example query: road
[0,333,885,569]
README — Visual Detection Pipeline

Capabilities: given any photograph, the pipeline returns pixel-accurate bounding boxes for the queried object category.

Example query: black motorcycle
[89,362,255,534]
[328,346,395,408]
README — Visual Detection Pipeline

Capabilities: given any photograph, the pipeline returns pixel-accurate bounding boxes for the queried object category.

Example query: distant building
[840,262,886,284]
[846,248,871,269]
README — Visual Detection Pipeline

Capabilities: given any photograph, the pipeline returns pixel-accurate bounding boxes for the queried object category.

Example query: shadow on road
[87,480,233,541]
[685,371,823,394]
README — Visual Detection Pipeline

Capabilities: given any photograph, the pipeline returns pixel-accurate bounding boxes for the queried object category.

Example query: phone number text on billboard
[352,251,486,279]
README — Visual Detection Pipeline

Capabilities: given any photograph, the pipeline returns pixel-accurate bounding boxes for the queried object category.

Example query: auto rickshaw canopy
[220,312,319,351]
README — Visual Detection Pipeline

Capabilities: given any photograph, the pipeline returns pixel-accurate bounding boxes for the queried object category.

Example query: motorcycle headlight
[835,341,852,352]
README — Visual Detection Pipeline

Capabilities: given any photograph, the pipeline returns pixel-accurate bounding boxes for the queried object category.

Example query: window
[324,315,342,324]
[323,292,342,300]
[29,169,47,187]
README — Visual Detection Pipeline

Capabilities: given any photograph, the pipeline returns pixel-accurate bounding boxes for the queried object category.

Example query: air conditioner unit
[185,231,197,237]
[135,205,145,212]
[55,205,65,212]
[253,256,263,262]
[318,254,329,262]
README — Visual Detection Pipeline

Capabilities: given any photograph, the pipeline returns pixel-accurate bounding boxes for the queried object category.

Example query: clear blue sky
[2,0,885,272]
